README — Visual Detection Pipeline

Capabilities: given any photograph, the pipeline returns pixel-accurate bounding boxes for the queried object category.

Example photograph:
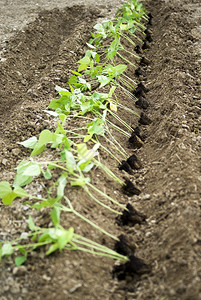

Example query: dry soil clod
[122,180,141,196]
[140,56,150,66]
[147,12,153,25]
[127,154,142,170]
[142,40,150,50]
[113,255,150,280]
[117,203,146,226]
[132,126,146,141]
[119,160,133,174]
[138,82,149,93]
[135,67,146,77]
[135,96,150,109]
[119,155,141,174]
[139,112,152,125]
[115,234,136,256]
[128,132,144,148]
[145,31,153,43]
[133,82,149,98]
[134,45,141,54]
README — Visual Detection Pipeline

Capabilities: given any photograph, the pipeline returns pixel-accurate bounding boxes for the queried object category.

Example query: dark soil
[117,203,146,227]
[0,0,201,299]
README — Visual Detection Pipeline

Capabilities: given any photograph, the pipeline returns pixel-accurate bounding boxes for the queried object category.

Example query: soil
[0,0,201,299]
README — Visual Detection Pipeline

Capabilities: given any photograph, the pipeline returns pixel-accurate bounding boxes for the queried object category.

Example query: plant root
[117,203,146,226]
[139,112,152,125]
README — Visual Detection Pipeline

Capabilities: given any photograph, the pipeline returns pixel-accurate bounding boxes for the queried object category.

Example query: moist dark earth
[0,0,201,299]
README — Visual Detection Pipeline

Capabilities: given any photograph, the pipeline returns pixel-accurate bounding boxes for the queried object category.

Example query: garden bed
[0,0,201,299]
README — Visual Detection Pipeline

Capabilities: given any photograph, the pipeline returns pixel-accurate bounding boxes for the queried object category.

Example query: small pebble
[143,194,151,200]
[69,283,82,294]
[42,274,51,281]
[12,148,21,156]
[2,158,8,165]
[13,266,27,276]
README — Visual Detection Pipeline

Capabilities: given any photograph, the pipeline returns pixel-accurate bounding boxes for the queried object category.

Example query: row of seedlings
[0,0,152,276]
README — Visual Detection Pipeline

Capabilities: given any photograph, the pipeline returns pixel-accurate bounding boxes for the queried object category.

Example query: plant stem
[87,182,125,209]
[121,73,137,86]
[93,159,124,185]
[118,77,134,90]
[117,52,136,67]
[92,137,121,163]
[120,32,136,47]
[117,102,139,117]
[106,119,130,137]
[108,110,133,132]
[120,44,140,59]
[84,185,122,214]
[104,134,127,158]
[63,198,119,241]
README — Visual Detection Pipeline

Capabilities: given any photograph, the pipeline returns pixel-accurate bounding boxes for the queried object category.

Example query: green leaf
[97,75,111,88]
[48,97,67,111]
[0,181,12,198]
[108,86,116,98]
[104,64,127,78]
[70,69,82,76]
[57,227,74,250]
[78,143,100,162]
[76,143,88,158]
[70,177,90,187]
[64,150,76,174]
[46,243,59,255]
[93,23,107,38]
[80,102,92,115]
[106,49,117,60]
[79,161,94,173]
[28,215,37,231]
[31,130,54,157]
[2,243,13,256]
[38,232,52,243]
[68,75,78,86]
[84,134,93,142]
[78,56,91,65]
[32,198,58,210]
[55,86,72,96]
[22,163,41,177]
[0,183,27,205]
[42,168,52,180]
[51,207,60,227]
[18,136,37,149]
[87,118,105,136]
[48,228,61,240]
[13,161,41,187]
[113,64,127,76]
[15,256,27,266]
[13,186,29,198]
[59,113,67,124]
[13,174,32,188]
[2,192,17,205]
[120,23,128,31]
[57,174,67,199]
[78,64,88,72]
[17,246,27,255]
[51,133,64,148]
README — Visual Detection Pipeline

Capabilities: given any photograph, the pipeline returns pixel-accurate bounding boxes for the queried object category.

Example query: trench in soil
[0,1,201,299]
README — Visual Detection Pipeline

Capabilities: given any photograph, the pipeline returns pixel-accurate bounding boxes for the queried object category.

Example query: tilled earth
[0,0,201,299]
